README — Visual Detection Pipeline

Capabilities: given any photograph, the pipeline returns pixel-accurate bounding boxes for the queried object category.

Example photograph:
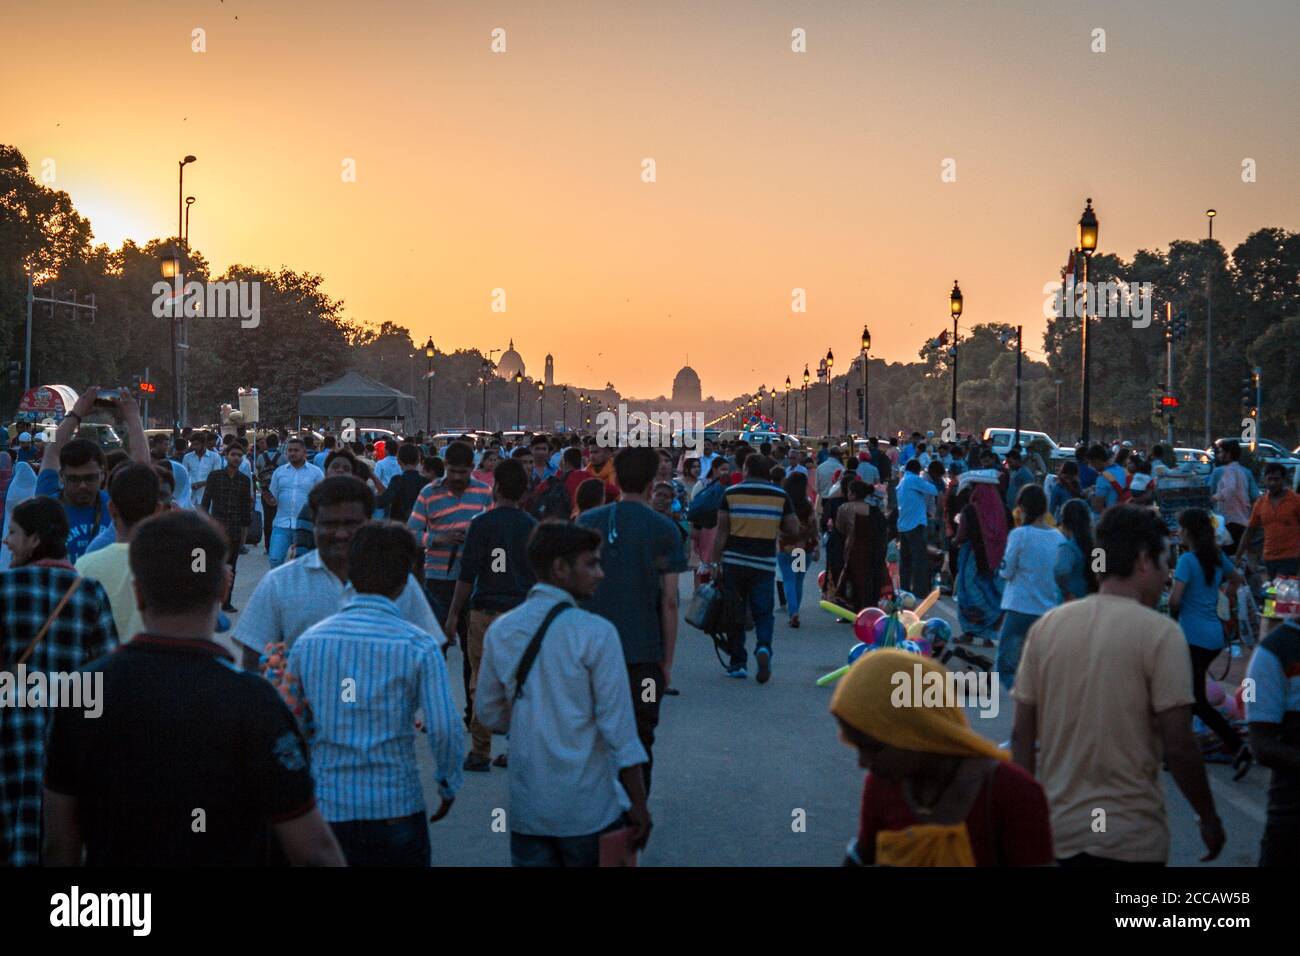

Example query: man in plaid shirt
[201,443,254,611]
[0,497,118,866]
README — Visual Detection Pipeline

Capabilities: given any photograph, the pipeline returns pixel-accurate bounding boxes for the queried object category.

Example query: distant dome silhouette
[672,365,702,404]
[496,339,525,380]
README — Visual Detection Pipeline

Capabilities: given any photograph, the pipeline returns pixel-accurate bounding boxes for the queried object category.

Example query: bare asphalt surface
[220,548,1269,867]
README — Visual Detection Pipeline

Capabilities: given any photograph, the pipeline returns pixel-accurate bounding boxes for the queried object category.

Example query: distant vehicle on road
[1172,447,1213,476]
[982,428,1071,464]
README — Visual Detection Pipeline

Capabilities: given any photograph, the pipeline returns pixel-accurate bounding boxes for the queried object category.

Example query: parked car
[1172,447,1214,476]
[982,428,1072,464]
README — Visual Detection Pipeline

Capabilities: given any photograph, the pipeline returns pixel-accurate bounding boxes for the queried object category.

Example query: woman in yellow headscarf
[830,648,1052,866]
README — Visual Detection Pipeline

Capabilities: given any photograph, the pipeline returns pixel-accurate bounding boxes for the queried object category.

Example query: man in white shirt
[1211,439,1254,552]
[182,431,223,510]
[373,438,403,487]
[264,436,324,567]
[235,475,439,670]
[815,447,844,511]
[476,521,651,867]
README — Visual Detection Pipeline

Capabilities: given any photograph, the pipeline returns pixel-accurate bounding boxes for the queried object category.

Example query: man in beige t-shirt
[1010,505,1224,865]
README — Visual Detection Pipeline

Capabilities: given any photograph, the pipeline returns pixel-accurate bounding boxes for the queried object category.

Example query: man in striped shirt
[710,454,797,683]
[289,521,465,866]
[407,440,492,709]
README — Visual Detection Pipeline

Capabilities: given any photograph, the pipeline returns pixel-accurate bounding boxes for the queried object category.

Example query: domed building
[672,365,702,404]
[496,339,526,380]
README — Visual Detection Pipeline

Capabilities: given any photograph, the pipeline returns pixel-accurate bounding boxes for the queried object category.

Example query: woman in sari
[952,471,1007,646]
[821,471,854,598]
[836,480,889,613]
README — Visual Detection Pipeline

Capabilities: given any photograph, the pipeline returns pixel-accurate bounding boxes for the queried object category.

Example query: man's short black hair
[575,477,605,512]
[905,458,922,474]
[1006,447,1022,461]
[60,437,106,471]
[1086,443,1109,463]
[348,521,418,596]
[153,462,176,491]
[1263,461,1287,478]
[531,435,551,450]
[108,463,161,527]
[266,433,280,448]
[562,446,583,470]
[285,435,305,448]
[308,475,375,516]
[322,435,336,449]
[745,454,773,481]
[130,510,228,616]
[444,441,474,468]
[527,521,601,582]
[1220,439,1241,462]
[494,458,528,501]
[1096,504,1168,580]
[397,443,420,466]
[613,446,660,495]
[423,456,445,478]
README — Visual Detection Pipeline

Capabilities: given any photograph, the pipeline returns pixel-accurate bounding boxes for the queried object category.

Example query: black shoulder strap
[513,601,572,701]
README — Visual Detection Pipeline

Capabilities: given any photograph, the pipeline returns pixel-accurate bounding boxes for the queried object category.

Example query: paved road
[219,547,1268,866]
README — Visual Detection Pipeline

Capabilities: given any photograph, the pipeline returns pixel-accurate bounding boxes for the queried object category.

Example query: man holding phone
[37,386,150,562]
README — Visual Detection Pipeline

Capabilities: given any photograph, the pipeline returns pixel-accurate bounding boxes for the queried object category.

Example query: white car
[1172,447,1214,476]
[982,428,1071,463]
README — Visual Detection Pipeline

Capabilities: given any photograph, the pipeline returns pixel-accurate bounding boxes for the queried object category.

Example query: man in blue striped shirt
[289,521,465,866]
[710,454,798,683]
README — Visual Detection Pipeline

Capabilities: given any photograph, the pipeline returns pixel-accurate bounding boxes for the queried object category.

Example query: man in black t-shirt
[444,458,538,771]
[377,443,429,524]
[43,510,345,866]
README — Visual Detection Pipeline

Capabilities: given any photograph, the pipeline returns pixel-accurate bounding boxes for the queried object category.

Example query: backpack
[1102,470,1132,504]
[532,477,570,521]
[257,449,284,489]
[688,480,726,530]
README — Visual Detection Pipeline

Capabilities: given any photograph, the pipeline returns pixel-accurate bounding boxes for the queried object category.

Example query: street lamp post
[514,371,522,428]
[1204,208,1216,448]
[825,349,834,435]
[802,365,810,435]
[1054,378,1063,439]
[784,376,791,430]
[172,155,196,431]
[537,381,544,429]
[861,326,871,435]
[1077,198,1099,445]
[184,196,195,248]
[424,338,435,433]
[949,282,962,426]
[561,386,568,432]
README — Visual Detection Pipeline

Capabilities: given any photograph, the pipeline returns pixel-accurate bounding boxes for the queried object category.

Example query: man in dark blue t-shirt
[578,446,687,794]
[445,458,538,772]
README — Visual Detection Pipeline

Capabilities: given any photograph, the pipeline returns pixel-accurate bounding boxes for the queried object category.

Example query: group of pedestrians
[3,402,1299,869]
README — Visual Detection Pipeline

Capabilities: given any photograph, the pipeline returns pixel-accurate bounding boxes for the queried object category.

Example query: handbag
[685,580,723,633]
[245,508,263,546]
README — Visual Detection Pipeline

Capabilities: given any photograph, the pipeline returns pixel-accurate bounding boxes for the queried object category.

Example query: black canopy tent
[296,370,417,426]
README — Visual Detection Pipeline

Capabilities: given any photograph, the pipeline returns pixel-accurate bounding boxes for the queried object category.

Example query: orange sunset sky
[3,0,1298,398]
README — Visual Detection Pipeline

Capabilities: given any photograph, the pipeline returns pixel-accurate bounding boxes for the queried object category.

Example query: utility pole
[1165,303,1175,446]
[25,272,97,390]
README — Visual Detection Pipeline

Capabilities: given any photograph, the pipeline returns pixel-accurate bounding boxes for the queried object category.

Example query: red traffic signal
[139,382,156,395]
[1160,395,1179,408]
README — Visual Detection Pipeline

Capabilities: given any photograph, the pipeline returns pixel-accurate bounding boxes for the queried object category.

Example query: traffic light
[1150,387,1165,426]
[1241,375,1256,412]
[1174,310,1188,341]
[139,381,156,395]
[6,359,19,385]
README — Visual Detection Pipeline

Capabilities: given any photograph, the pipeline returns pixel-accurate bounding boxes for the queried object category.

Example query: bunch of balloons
[816,589,955,686]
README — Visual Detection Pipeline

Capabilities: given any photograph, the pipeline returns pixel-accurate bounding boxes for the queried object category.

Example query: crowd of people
[1,387,1298,868]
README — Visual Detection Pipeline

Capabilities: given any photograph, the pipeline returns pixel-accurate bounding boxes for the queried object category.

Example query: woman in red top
[830,649,1053,866]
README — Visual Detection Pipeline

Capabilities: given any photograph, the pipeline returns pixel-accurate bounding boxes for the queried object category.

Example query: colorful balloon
[878,597,898,615]
[817,570,827,591]
[906,620,925,639]
[853,609,879,643]
[848,642,871,664]
[872,615,905,647]
[922,618,953,644]
[900,610,920,628]
[896,590,917,610]
[911,636,933,657]
[898,639,922,655]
